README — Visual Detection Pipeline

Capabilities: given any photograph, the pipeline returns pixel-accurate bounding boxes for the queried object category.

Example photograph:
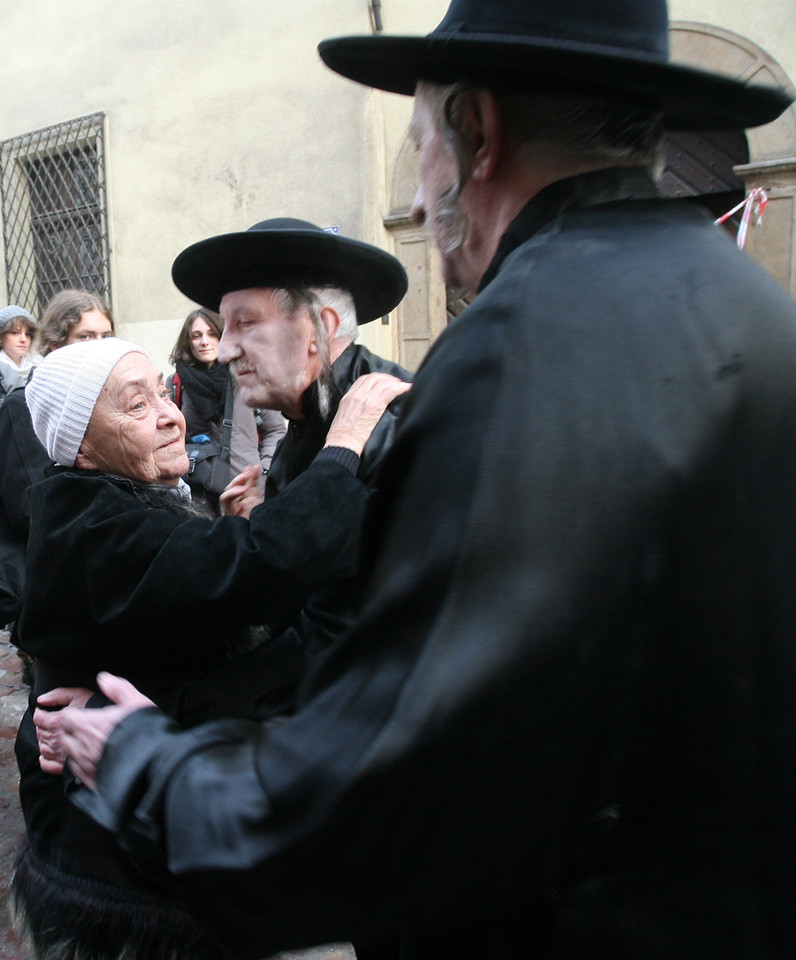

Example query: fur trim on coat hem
[11,844,228,960]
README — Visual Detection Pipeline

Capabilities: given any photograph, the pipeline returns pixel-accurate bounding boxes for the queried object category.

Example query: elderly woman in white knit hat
[13,337,408,960]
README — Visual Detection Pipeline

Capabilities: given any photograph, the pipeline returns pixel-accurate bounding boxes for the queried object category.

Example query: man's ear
[308,307,341,355]
[74,448,97,471]
[456,88,503,183]
[319,306,341,341]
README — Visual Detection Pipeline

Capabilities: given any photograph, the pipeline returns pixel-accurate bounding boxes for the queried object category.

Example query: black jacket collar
[478,167,660,292]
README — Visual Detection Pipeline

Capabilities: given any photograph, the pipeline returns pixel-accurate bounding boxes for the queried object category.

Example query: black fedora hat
[319,0,793,131]
[172,218,408,324]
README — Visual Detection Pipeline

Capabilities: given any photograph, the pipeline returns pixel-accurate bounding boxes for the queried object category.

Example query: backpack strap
[220,372,235,464]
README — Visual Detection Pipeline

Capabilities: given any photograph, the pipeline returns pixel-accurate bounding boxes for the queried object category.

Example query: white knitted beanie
[26,338,152,466]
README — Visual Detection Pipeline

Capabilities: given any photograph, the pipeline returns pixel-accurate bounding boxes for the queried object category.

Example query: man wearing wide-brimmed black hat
[46,2,796,958]
[170,217,412,665]
[172,217,411,492]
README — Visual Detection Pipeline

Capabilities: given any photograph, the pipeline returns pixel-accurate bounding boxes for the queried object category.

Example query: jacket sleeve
[0,389,51,531]
[256,408,287,475]
[0,504,24,625]
[78,457,367,658]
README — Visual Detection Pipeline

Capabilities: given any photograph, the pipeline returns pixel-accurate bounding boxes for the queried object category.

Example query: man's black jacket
[78,169,796,959]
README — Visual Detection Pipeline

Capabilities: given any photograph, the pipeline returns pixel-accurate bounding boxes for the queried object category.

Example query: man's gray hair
[270,286,358,342]
[419,80,665,180]
[312,287,359,342]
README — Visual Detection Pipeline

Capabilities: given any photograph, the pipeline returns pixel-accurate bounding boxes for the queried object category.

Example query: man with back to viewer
[38,0,796,957]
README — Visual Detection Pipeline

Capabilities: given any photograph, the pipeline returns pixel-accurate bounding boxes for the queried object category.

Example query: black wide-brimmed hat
[172,218,408,324]
[319,0,793,131]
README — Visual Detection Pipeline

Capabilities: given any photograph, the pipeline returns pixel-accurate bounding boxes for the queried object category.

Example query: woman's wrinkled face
[76,353,189,485]
[189,316,220,366]
[64,309,113,345]
[2,323,32,364]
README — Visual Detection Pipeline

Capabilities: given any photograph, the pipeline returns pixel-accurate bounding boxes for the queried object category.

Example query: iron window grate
[0,112,111,315]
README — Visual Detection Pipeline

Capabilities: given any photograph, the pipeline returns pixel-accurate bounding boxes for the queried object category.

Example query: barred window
[0,113,111,314]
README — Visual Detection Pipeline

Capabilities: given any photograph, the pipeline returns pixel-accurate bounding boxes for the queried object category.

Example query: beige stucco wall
[340,0,449,363]
[0,0,378,372]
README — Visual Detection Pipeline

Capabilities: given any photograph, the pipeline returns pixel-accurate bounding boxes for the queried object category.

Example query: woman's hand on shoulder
[325,373,411,456]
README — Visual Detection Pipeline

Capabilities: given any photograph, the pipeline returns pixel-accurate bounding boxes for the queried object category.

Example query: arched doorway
[669,22,796,294]
[384,23,796,369]
[659,129,749,239]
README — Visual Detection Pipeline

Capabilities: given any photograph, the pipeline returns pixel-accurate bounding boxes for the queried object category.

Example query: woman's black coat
[16,456,366,887]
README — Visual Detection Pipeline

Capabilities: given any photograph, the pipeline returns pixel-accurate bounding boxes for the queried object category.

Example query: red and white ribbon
[714,187,768,249]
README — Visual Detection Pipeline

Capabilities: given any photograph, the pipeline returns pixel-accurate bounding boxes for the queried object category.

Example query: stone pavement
[0,629,355,960]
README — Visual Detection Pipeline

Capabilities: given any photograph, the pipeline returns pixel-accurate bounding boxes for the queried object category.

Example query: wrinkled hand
[58,673,155,790]
[325,373,411,456]
[35,687,93,775]
[219,464,264,518]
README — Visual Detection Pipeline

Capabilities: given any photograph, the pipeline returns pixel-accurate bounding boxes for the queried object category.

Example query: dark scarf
[175,360,229,423]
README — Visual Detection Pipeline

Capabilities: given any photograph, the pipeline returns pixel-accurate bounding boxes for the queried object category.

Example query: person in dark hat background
[36,1,796,958]
[171,217,412,661]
